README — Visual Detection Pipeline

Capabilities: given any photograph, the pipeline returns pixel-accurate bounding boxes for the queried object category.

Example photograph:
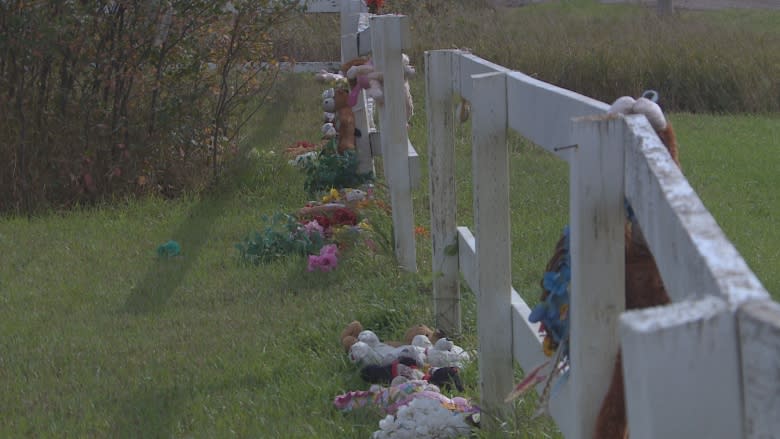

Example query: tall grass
[276,0,780,113]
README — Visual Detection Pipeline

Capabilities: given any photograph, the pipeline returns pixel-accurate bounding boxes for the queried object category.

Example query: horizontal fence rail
[425,48,777,437]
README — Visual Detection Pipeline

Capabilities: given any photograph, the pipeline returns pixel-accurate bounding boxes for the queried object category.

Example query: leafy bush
[236,213,325,265]
[301,141,374,196]
[0,0,303,214]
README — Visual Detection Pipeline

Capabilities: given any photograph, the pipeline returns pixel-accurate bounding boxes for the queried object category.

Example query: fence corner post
[567,115,626,438]
[426,49,460,337]
[621,296,743,439]
[472,71,512,428]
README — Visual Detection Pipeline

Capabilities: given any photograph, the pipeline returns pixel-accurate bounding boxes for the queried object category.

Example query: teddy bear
[343,55,416,123]
[315,69,347,85]
[426,338,471,370]
[333,88,357,153]
[349,330,425,368]
[322,88,336,113]
[340,321,441,353]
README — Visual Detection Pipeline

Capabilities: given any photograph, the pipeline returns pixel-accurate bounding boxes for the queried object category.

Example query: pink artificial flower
[317,252,338,272]
[321,244,339,256]
[307,244,340,272]
[303,220,324,238]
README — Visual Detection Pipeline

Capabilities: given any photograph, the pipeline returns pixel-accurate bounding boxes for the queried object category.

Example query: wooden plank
[738,299,780,438]
[621,296,743,439]
[567,116,626,439]
[371,15,416,272]
[622,115,770,306]
[455,52,510,102]
[407,140,420,189]
[462,224,573,434]
[353,90,374,175]
[506,71,609,155]
[471,71,513,426]
[357,26,372,56]
[510,290,547,371]
[427,50,461,336]
[339,0,365,63]
[301,0,340,13]
[451,51,609,158]
[457,226,477,295]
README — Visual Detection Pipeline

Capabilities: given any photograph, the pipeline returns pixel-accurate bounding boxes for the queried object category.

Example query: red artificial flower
[332,208,359,226]
[313,215,331,230]
[366,0,383,13]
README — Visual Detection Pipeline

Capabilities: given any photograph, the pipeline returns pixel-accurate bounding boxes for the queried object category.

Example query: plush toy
[315,69,347,85]
[349,330,425,368]
[323,111,335,123]
[372,397,476,439]
[340,321,441,352]
[341,320,364,352]
[346,61,385,106]
[426,338,471,370]
[341,57,370,88]
[322,88,336,113]
[321,122,337,140]
[343,55,415,123]
[334,378,477,417]
[334,88,357,153]
[403,324,442,345]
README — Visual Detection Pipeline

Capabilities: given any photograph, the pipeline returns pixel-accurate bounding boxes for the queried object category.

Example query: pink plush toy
[333,379,479,415]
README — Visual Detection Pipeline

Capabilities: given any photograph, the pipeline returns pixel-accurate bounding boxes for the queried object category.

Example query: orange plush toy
[593,90,681,439]
[334,88,357,154]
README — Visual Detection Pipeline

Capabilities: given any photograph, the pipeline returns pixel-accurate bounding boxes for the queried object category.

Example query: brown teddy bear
[334,88,356,154]
[339,321,443,352]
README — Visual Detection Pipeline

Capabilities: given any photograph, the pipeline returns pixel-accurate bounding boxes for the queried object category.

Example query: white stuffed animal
[321,122,336,140]
[426,338,470,369]
[349,330,424,368]
[322,88,336,113]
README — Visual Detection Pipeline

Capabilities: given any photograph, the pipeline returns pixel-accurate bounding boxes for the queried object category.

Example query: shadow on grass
[111,373,269,439]
[122,75,302,314]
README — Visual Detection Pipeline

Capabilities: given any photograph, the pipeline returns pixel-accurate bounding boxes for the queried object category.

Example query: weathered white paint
[424,49,780,438]
[738,299,780,438]
[339,0,364,63]
[427,50,461,336]
[566,116,627,439]
[471,71,513,426]
[506,72,608,155]
[371,15,416,272]
[447,50,610,157]
[622,115,770,307]
[621,295,743,439]
[357,26,372,56]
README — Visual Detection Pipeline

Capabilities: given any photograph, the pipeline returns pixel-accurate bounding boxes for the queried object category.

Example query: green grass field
[1,72,777,438]
[2,1,780,436]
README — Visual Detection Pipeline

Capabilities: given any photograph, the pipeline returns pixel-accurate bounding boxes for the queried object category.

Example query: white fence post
[471,71,513,427]
[567,116,626,438]
[738,299,780,438]
[620,296,744,439]
[371,15,416,272]
[338,0,374,175]
[426,49,460,336]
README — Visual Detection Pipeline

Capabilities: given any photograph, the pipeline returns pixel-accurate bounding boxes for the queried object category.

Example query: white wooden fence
[301,0,420,271]
[425,49,780,437]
